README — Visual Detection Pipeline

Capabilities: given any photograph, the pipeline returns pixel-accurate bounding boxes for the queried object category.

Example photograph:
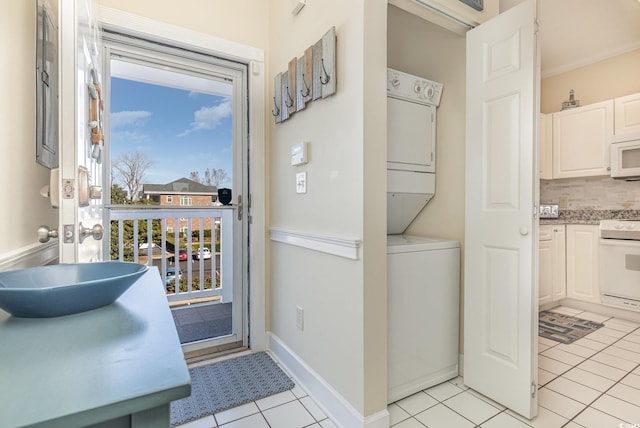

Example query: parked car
[168,249,189,262]
[165,267,182,286]
[195,247,212,260]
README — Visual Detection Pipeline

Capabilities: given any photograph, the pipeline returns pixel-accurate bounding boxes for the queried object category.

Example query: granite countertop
[540,209,640,225]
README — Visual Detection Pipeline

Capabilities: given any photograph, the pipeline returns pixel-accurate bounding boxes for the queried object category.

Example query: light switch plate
[296,172,307,193]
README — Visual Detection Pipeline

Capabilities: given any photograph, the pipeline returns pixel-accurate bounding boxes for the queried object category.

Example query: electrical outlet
[296,306,304,330]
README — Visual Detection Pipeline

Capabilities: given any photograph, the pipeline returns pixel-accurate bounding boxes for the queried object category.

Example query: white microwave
[611,133,640,180]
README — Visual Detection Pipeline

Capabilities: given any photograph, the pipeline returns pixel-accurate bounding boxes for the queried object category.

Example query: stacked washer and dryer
[386,68,460,403]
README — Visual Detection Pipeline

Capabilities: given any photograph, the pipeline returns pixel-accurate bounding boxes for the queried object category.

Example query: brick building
[142,177,218,234]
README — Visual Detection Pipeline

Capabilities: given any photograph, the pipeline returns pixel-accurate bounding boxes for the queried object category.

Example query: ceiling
[501,0,640,78]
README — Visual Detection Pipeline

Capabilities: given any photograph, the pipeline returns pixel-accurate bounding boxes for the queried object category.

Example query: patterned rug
[539,311,604,344]
[170,352,294,426]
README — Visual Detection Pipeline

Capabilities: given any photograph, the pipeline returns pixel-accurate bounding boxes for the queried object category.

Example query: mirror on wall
[36,0,59,169]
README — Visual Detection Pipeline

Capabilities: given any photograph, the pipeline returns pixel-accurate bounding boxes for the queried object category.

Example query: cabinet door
[539,238,553,305]
[615,93,640,135]
[539,113,552,179]
[566,225,600,303]
[552,226,566,301]
[553,100,613,178]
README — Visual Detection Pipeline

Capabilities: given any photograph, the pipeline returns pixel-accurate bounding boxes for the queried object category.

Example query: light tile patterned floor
[391,306,640,428]
[177,306,640,427]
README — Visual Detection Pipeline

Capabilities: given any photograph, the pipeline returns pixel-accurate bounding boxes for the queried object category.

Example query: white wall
[96,0,269,52]
[0,2,59,258]
[541,49,640,114]
[267,0,387,418]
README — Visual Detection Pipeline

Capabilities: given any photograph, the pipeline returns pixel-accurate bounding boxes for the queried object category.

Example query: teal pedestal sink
[0,262,148,318]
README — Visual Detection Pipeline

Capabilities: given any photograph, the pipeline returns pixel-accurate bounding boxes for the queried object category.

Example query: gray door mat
[170,352,294,426]
[539,310,604,344]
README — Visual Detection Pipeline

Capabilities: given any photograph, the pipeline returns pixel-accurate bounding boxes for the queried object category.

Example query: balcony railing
[106,205,234,304]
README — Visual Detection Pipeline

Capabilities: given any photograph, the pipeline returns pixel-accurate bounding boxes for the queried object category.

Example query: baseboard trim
[556,298,640,323]
[0,240,58,272]
[267,333,389,428]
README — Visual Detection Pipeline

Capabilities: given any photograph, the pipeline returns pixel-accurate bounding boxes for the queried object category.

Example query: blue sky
[109,77,233,187]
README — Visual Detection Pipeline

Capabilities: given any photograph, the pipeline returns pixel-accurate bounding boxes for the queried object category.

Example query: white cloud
[111,110,152,129]
[110,130,150,143]
[178,99,232,137]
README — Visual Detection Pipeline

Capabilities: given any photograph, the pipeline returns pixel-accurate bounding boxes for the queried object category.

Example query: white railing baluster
[118,219,124,262]
[133,220,139,264]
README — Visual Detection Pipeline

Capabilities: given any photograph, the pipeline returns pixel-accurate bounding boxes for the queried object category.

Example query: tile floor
[390,306,640,428]
[177,306,640,428]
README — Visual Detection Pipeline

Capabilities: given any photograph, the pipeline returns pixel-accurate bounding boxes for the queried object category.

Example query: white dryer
[387,234,460,403]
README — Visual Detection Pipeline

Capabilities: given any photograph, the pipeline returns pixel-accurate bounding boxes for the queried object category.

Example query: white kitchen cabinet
[615,92,640,135]
[539,113,552,179]
[566,224,600,304]
[552,100,613,178]
[539,224,565,305]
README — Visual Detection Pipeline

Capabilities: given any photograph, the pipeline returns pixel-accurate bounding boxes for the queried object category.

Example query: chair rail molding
[269,228,361,260]
[0,241,58,272]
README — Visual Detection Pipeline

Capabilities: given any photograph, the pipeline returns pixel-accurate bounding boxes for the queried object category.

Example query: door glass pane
[109,59,236,346]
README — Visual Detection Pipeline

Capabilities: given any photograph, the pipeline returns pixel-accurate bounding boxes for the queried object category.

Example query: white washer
[387,234,460,403]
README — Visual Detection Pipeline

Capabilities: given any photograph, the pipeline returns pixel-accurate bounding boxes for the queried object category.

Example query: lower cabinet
[566,224,601,304]
[539,225,566,305]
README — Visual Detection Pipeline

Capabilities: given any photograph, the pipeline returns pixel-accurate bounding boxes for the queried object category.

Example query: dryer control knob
[425,86,435,99]
[391,78,400,87]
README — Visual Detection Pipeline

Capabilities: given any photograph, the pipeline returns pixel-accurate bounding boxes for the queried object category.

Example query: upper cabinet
[552,100,614,179]
[615,93,640,135]
[539,113,552,179]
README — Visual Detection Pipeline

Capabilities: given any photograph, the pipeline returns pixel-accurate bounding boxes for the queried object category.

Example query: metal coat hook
[320,58,331,85]
[300,73,311,97]
[271,96,280,117]
[285,87,294,108]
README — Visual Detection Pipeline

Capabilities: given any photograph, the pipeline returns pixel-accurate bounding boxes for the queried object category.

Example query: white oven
[599,220,640,311]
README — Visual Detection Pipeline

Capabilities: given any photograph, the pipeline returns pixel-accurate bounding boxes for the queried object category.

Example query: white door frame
[97,6,267,352]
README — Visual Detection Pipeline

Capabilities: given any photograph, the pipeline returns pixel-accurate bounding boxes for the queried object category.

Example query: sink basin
[0,262,148,318]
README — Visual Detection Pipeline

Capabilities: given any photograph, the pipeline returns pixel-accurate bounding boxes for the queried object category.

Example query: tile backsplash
[540,176,640,210]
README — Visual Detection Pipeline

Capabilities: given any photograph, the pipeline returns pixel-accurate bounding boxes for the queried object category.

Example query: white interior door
[59,0,104,263]
[464,0,539,419]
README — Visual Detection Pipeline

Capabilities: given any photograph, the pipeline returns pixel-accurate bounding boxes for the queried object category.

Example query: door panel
[464,0,538,418]
[59,0,104,263]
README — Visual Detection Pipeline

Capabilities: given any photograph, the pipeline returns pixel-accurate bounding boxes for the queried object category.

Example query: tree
[112,151,154,201]
[110,183,128,204]
[189,167,229,187]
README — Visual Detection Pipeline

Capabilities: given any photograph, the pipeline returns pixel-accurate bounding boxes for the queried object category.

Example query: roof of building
[142,177,218,196]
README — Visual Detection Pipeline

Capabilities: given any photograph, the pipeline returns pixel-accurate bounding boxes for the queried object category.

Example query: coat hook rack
[273,26,336,124]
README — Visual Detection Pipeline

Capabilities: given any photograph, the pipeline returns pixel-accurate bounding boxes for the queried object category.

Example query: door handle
[79,222,104,243]
[37,225,59,243]
[520,226,529,236]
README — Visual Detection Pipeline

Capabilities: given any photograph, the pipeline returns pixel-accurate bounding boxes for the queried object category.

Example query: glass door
[102,34,248,356]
